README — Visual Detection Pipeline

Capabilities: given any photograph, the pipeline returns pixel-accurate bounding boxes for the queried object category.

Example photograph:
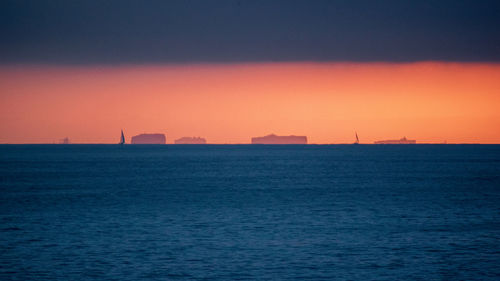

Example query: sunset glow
[1,62,499,144]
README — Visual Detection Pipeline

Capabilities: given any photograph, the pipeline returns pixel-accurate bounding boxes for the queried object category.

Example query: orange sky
[0,62,499,144]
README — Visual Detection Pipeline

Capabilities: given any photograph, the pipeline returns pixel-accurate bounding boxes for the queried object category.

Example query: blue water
[1,144,499,280]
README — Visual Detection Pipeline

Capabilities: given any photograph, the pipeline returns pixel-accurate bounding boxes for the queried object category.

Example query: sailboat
[119,130,125,145]
[354,132,359,145]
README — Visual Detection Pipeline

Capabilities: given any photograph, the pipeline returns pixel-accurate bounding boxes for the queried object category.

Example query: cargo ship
[174,137,207,144]
[131,133,166,144]
[374,137,416,144]
[251,134,307,144]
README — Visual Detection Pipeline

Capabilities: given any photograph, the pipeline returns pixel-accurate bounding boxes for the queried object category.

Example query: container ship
[174,137,207,144]
[131,133,166,144]
[374,137,416,144]
[251,134,307,144]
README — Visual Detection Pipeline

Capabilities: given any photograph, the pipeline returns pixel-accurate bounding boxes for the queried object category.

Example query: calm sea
[1,144,499,280]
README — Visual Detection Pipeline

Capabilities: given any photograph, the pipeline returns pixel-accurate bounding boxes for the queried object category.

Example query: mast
[355,132,359,144]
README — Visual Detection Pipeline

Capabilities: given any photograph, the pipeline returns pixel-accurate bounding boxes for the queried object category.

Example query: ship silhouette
[354,132,359,145]
[119,130,125,145]
[251,134,307,144]
[175,137,206,144]
[374,137,416,144]
[131,133,166,144]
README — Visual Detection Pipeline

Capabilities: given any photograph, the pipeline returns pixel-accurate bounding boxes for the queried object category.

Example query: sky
[0,0,499,143]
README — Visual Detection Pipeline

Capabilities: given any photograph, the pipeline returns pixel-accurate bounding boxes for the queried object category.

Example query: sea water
[0,144,499,280]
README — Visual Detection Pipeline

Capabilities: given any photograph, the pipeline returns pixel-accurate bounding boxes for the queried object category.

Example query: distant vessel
[59,137,70,144]
[175,137,207,144]
[354,132,359,145]
[119,130,125,145]
[251,134,307,144]
[131,133,166,144]
[374,137,416,144]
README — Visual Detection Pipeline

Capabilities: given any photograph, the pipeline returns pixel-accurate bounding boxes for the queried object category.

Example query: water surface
[1,145,499,280]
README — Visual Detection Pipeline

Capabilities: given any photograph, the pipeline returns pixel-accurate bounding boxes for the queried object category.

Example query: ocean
[0,144,499,280]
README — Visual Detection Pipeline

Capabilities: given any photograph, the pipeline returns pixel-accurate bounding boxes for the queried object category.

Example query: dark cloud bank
[1,0,499,64]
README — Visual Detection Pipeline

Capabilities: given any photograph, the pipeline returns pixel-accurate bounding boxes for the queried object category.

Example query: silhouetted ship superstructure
[374,137,416,144]
[131,133,166,144]
[251,134,307,144]
[174,137,206,144]
[119,130,125,145]
[59,137,70,144]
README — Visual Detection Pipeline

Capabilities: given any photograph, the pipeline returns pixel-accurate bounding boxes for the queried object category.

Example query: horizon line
[0,143,498,145]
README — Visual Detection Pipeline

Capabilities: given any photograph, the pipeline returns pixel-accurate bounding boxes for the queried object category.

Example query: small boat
[354,132,359,144]
[119,130,125,145]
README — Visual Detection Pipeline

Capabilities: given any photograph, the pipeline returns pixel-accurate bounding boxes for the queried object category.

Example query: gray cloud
[1,0,499,64]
